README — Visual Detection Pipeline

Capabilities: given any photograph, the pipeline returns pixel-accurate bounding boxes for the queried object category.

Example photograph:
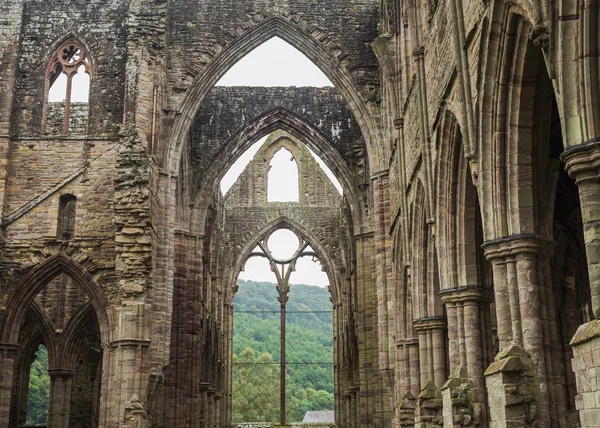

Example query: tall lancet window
[268,149,299,202]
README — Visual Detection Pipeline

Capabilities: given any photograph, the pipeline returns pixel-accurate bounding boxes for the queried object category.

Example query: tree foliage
[232,280,334,422]
[26,345,49,425]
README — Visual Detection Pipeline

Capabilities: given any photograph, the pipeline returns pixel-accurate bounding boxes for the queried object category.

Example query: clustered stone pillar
[482,236,556,427]
[100,304,151,428]
[440,287,486,426]
[413,317,446,427]
[562,140,600,427]
[48,369,76,428]
[0,344,19,428]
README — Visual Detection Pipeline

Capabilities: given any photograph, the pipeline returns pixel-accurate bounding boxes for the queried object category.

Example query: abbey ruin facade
[0,0,599,427]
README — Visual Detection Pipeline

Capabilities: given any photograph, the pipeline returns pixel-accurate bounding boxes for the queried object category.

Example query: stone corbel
[398,391,416,427]
[529,25,550,51]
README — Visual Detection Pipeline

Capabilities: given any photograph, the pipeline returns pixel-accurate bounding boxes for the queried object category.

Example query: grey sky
[216,37,333,87]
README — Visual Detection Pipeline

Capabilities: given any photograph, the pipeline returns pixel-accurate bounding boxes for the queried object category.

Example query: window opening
[306,147,343,194]
[57,194,77,240]
[26,344,50,426]
[268,149,299,202]
[221,137,266,195]
[233,229,333,424]
[45,39,92,134]
[216,37,332,87]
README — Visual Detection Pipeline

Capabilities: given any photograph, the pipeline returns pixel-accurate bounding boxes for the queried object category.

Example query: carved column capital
[0,343,19,358]
[439,285,485,305]
[561,139,600,185]
[394,116,404,129]
[48,368,76,378]
[413,316,446,332]
[482,234,555,261]
[412,46,425,60]
[109,338,151,349]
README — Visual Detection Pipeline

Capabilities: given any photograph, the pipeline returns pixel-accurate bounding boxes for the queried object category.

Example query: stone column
[352,388,359,428]
[0,344,19,428]
[413,317,447,389]
[395,337,419,426]
[482,236,555,428]
[440,287,485,426]
[344,392,351,427]
[562,141,600,317]
[413,317,446,428]
[214,393,221,428]
[48,368,75,428]
[99,304,152,428]
[562,140,600,427]
[207,388,215,428]
[0,1,23,217]
[199,382,209,426]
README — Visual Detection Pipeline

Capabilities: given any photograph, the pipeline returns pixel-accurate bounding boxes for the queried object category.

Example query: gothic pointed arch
[166,15,380,174]
[191,107,365,227]
[58,302,99,371]
[1,254,109,346]
[477,2,557,239]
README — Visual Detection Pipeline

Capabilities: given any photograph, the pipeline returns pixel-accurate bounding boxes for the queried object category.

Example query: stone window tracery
[233,228,332,424]
[44,39,92,135]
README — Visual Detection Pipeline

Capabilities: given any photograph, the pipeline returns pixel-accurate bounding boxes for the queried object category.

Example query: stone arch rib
[58,302,99,370]
[193,107,363,225]
[1,254,109,346]
[167,15,378,174]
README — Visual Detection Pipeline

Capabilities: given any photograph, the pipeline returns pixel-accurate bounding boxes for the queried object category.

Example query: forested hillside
[232,279,334,422]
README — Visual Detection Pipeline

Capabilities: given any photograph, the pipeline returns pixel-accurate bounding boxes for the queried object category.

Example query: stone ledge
[484,345,534,377]
[570,319,600,346]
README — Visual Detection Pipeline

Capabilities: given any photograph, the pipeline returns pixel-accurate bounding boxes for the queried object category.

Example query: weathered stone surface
[0,1,598,427]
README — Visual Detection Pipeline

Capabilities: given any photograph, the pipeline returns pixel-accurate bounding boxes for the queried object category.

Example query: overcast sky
[216,37,333,87]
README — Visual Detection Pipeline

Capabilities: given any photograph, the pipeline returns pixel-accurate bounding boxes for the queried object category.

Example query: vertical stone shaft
[48,370,75,428]
[562,141,600,427]
[0,345,18,428]
[414,318,447,389]
[563,142,600,317]
[483,236,557,427]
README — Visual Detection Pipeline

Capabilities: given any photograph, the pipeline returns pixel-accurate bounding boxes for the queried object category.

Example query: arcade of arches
[1,1,600,427]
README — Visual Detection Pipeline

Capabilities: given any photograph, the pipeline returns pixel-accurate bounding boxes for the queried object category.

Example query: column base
[124,394,148,428]
[484,345,537,427]
[415,381,443,428]
[571,319,600,427]
[441,368,482,427]
[398,391,416,427]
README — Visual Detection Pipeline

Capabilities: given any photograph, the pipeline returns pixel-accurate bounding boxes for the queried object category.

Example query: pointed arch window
[44,39,92,135]
[268,149,299,202]
[57,194,77,240]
